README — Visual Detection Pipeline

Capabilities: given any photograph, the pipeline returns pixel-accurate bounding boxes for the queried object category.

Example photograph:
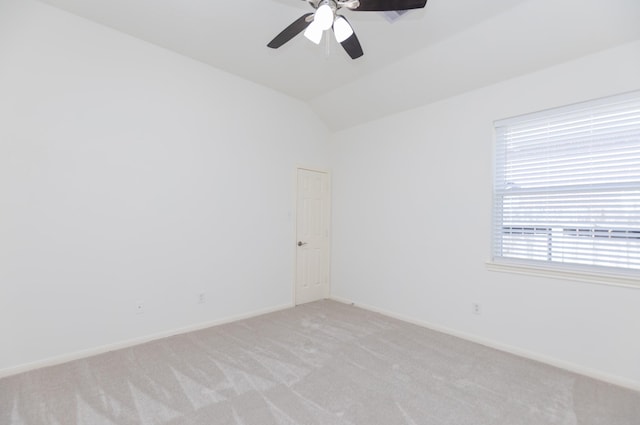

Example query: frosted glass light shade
[333,16,353,43]
[304,22,323,45]
[315,4,334,31]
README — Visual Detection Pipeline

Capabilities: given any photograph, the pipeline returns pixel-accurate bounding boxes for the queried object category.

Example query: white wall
[330,40,640,390]
[0,0,329,374]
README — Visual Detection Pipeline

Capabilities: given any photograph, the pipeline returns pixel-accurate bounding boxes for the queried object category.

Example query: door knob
[297,241,307,247]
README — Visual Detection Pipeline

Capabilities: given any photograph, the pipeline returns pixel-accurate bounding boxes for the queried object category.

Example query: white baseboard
[330,296,640,392]
[0,303,293,379]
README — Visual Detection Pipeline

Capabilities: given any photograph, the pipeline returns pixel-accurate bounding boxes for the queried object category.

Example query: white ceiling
[37,0,640,130]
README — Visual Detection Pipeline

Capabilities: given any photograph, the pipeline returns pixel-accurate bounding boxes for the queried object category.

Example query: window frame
[488,91,640,288]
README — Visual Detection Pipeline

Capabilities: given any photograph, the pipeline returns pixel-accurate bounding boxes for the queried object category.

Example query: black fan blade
[267,13,314,49]
[354,0,427,12]
[338,18,364,60]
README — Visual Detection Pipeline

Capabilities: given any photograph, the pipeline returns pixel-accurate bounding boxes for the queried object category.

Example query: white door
[295,168,330,305]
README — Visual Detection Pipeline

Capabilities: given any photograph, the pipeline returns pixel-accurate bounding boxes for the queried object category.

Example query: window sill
[486,261,640,289]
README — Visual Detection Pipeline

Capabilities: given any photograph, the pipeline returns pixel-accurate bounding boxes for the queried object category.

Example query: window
[492,91,640,280]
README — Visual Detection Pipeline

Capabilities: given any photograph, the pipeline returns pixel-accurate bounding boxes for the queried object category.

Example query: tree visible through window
[492,91,640,273]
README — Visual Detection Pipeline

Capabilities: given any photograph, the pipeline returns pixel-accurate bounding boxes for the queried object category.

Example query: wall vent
[381,10,409,23]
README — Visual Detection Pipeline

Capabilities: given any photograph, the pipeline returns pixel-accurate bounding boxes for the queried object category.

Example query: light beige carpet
[1,300,638,425]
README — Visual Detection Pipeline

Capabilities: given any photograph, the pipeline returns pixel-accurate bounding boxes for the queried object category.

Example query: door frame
[293,166,331,305]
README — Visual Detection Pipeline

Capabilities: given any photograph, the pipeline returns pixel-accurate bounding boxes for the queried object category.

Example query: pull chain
[324,30,331,58]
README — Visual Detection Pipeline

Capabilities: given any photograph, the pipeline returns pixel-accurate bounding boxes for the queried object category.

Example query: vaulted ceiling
[38,0,640,130]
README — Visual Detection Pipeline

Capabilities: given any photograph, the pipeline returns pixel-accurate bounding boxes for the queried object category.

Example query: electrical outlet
[197,293,206,304]
[136,301,144,315]
[472,303,482,315]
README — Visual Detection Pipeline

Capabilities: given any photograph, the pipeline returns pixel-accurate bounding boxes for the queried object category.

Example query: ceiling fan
[267,0,428,59]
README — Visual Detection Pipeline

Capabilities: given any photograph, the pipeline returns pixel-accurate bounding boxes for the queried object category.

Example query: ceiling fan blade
[353,0,427,12]
[337,18,363,60]
[267,13,314,49]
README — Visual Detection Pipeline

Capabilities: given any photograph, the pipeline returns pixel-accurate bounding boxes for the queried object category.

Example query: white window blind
[492,91,640,275]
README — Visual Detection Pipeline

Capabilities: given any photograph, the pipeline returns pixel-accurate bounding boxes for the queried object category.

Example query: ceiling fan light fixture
[315,4,335,31]
[333,16,353,43]
[304,22,323,44]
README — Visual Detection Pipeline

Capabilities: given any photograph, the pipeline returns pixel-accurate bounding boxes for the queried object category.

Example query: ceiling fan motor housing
[310,0,361,12]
